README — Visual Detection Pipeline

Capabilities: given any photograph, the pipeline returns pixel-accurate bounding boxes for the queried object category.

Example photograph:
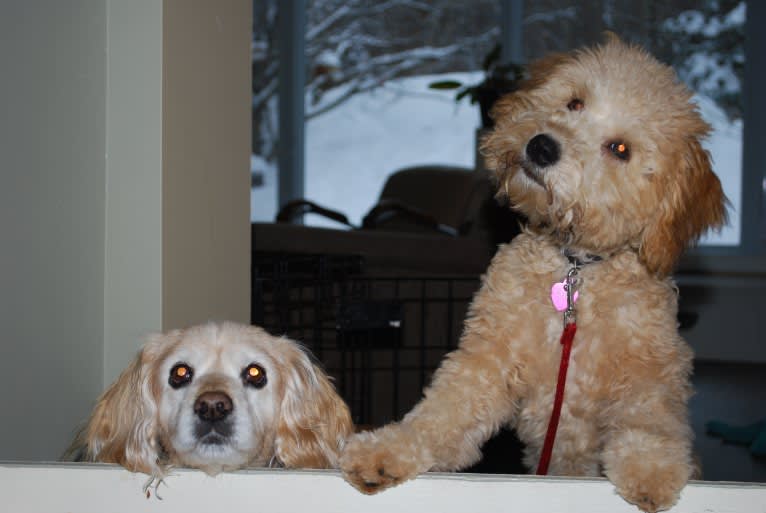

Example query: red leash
[537,265,579,475]
[536,320,577,475]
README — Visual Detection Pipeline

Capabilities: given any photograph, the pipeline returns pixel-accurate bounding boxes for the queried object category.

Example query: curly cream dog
[340,35,726,512]
[69,322,352,476]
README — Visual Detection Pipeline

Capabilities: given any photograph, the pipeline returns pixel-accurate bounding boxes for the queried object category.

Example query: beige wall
[0,0,251,461]
[162,0,252,331]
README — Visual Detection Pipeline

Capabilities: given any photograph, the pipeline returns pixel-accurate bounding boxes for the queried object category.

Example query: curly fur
[340,35,727,513]
[67,322,352,477]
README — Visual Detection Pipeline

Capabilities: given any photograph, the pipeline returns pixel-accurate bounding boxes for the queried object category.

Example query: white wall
[103,0,164,388]
[0,0,251,461]
[0,0,108,461]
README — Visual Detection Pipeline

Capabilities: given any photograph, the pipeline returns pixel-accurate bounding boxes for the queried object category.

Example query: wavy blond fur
[67,322,352,477]
[340,35,727,513]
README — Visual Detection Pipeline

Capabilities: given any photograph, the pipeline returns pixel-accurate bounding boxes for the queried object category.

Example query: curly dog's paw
[340,427,432,494]
[608,458,690,513]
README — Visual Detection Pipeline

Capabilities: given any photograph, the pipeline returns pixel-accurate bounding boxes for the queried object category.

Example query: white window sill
[2,462,764,512]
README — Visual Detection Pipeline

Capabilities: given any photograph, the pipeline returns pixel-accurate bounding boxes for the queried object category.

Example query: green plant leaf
[482,43,502,71]
[455,88,474,102]
[428,80,463,90]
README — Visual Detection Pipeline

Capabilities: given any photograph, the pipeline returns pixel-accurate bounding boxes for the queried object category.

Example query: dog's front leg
[340,285,526,494]
[601,399,694,513]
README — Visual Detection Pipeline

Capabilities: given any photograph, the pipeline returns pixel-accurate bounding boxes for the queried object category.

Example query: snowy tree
[662,0,745,120]
[252,2,279,169]
[521,1,744,122]
[252,0,501,166]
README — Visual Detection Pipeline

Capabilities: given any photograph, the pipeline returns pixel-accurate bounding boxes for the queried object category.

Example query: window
[253,0,763,256]
[252,0,500,227]
[303,1,501,228]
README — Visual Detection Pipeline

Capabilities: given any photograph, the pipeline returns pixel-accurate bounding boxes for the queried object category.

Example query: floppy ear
[71,339,165,476]
[639,138,728,275]
[275,342,353,469]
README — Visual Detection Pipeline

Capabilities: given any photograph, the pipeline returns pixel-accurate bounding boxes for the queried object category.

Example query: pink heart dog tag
[551,280,578,312]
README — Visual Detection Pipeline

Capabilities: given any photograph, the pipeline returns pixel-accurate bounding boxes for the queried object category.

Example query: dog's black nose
[526,134,560,167]
[194,391,233,422]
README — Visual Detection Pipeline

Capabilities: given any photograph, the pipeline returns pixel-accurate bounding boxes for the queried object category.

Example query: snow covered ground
[251,72,741,246]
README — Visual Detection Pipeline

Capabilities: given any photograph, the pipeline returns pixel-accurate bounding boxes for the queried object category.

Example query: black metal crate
[252,251,480,427]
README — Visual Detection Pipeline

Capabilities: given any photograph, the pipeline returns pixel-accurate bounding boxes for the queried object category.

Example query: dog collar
[562,248,603,267]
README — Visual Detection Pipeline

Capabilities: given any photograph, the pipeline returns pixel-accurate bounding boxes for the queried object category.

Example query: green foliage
[427,43,525,106]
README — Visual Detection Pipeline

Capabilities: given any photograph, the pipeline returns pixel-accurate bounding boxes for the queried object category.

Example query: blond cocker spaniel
[340,35,727,513]
[70,322,352,477]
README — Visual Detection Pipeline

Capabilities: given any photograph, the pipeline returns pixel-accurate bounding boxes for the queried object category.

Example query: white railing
[2,462,765,513]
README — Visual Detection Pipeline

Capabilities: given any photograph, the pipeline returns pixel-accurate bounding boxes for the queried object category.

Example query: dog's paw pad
[616,480,681,513]
[342,465,399,494]
[636,495,658,513]
[618,489,665,513]
[340,430,426,494]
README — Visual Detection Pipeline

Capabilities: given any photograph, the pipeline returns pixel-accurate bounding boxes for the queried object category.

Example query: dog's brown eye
[169,363,193,388]
[567,98,584,111]
[242,363,267,389]
[607,141,631,161]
